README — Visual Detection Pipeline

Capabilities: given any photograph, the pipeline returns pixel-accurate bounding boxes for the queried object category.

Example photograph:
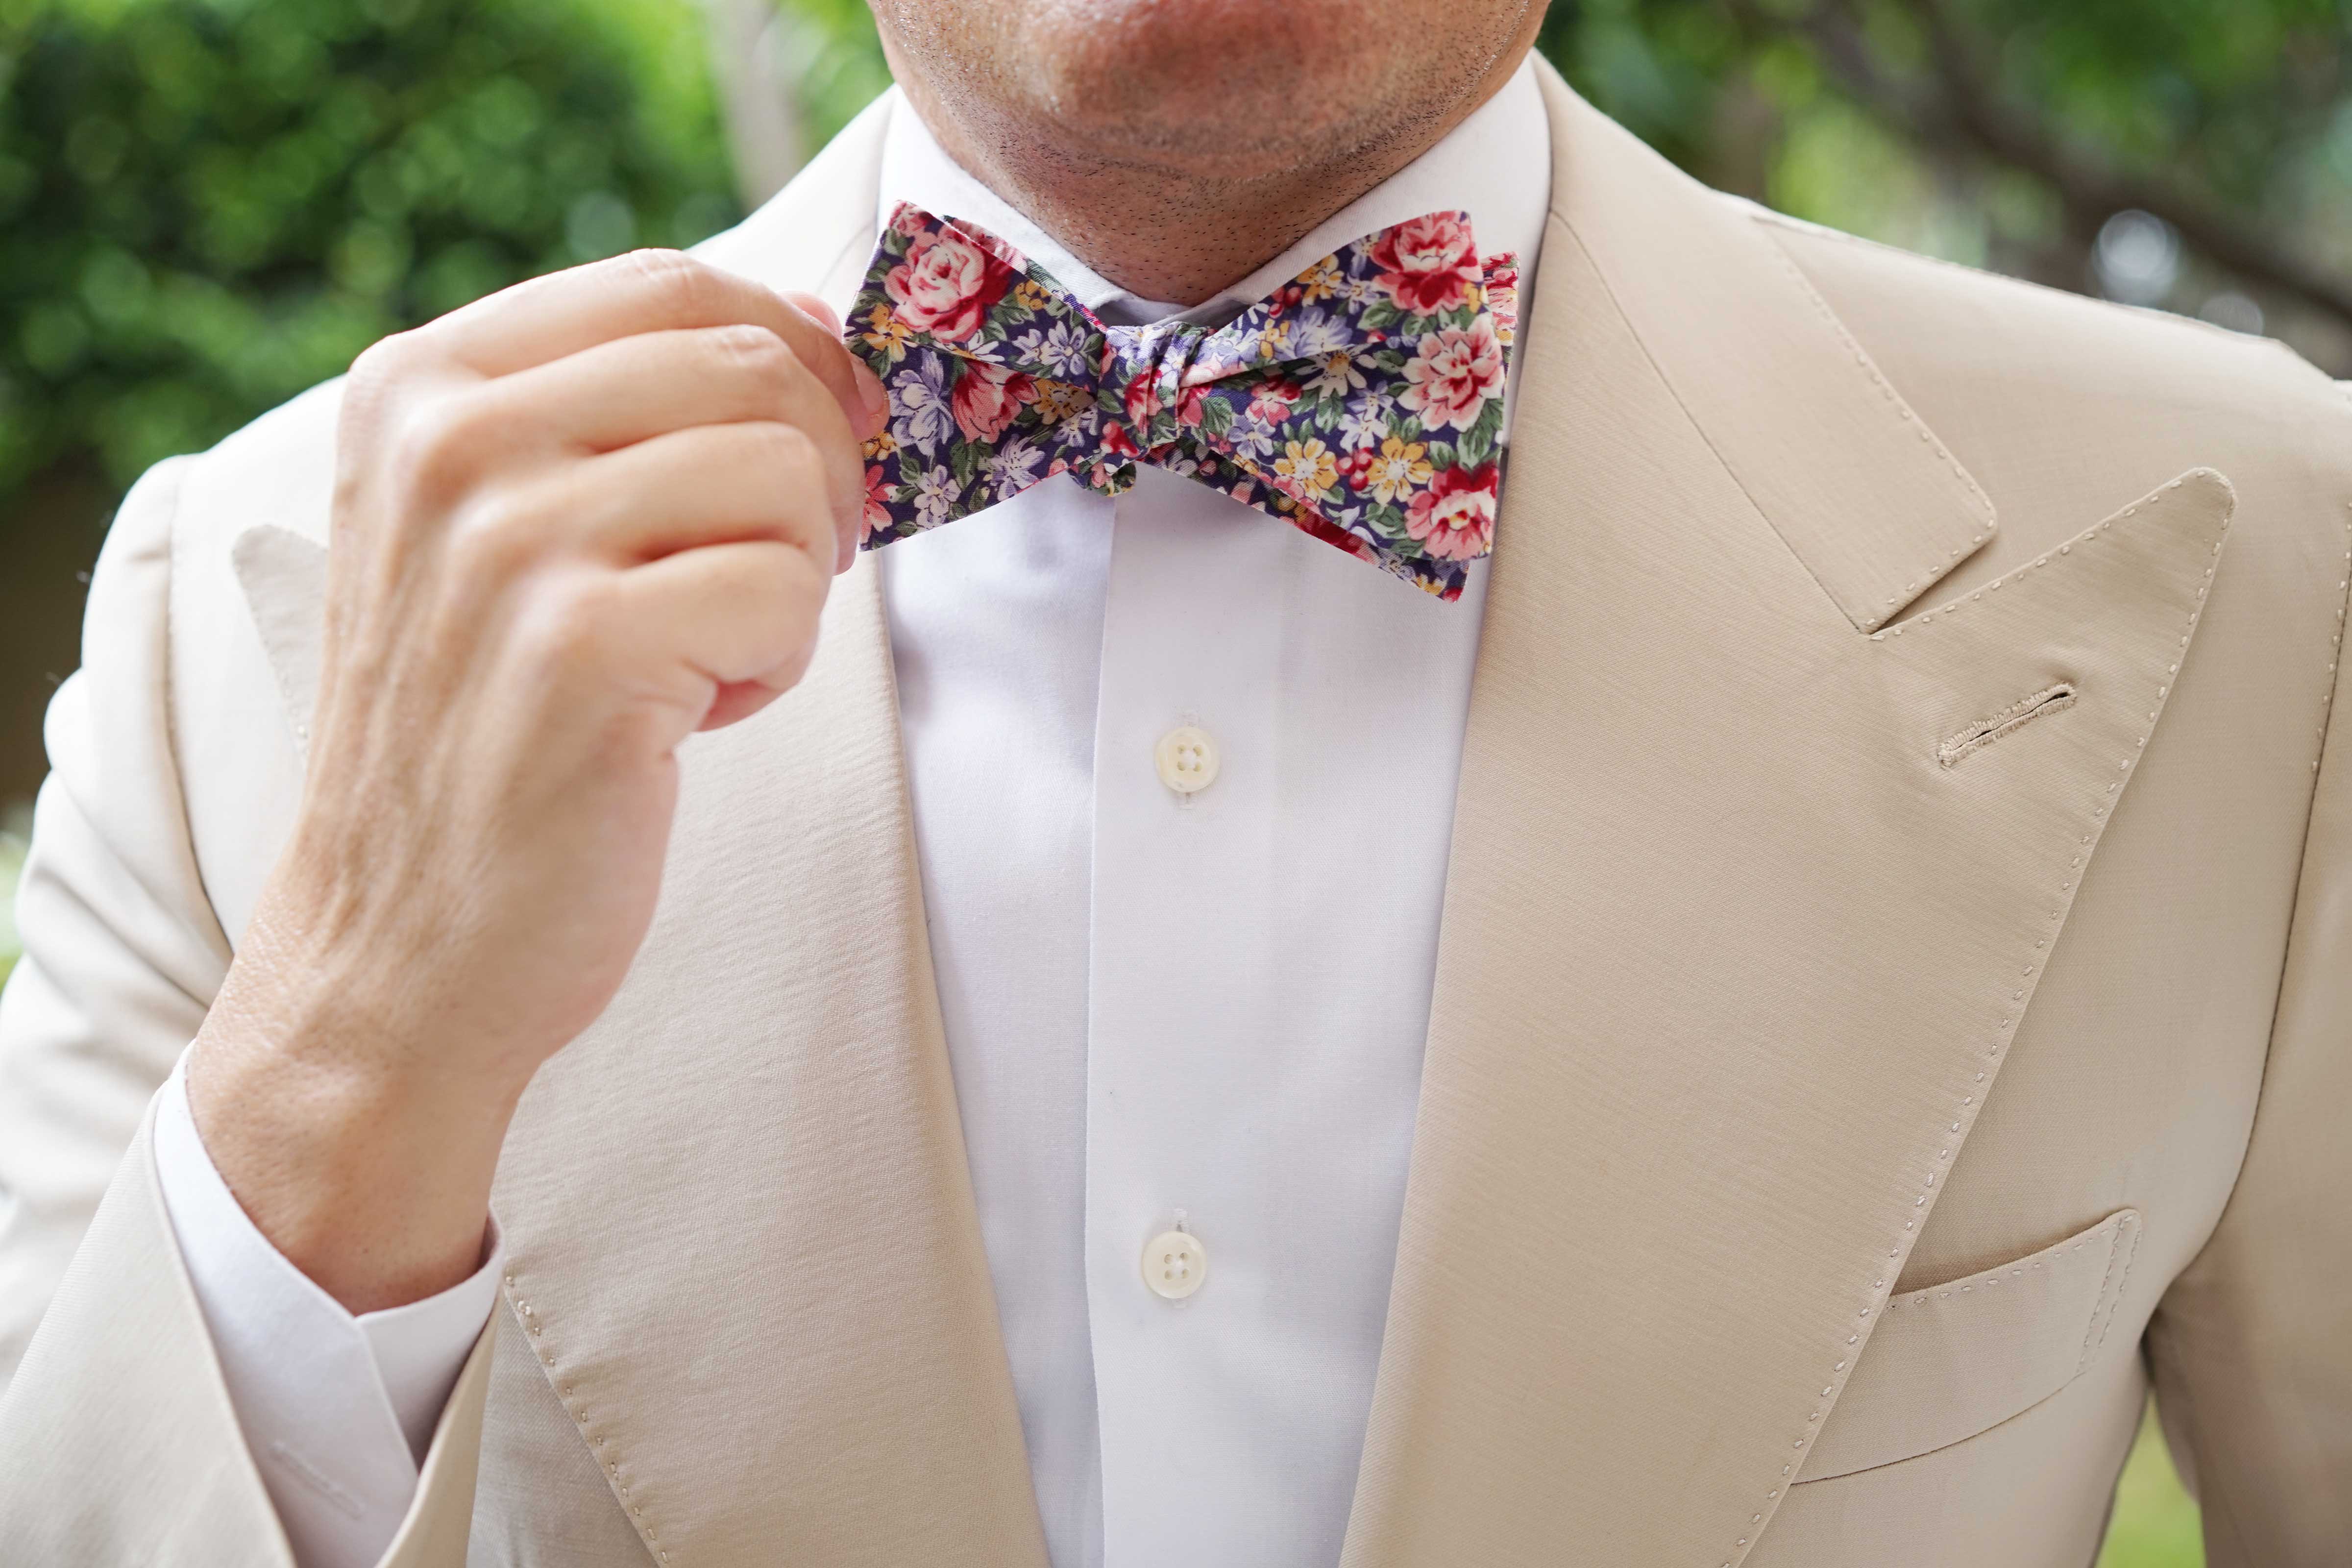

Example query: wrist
[187,944,521,1313]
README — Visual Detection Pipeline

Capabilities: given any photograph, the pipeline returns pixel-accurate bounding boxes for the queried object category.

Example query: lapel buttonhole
[1937,682,2080,768]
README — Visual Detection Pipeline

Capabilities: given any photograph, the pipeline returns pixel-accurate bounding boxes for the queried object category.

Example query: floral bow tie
[846,203,1519,600]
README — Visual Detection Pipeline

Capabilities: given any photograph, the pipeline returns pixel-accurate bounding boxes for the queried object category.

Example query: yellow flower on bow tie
[1274,437,1340,500]
[860,304,917,365]
[1030,378,1093,425]
[1363,435,1433,505]
[1298,256,1344,303]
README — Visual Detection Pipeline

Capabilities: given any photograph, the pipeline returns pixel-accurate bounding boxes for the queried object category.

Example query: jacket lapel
[477,94,1046,1568]
[1341,65,2231,1567]
[482,552,1044,1568]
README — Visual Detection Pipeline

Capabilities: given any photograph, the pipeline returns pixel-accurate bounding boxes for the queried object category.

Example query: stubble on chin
[870,0,1544,304]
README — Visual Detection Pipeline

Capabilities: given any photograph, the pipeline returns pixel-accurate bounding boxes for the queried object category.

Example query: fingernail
[853,361,889,438]
[800,297,842,335]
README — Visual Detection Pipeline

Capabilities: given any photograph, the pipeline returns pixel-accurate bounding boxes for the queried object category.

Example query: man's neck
[880,37,1540,307]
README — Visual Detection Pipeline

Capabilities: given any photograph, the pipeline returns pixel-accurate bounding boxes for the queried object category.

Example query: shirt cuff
[152,1055,503,1568]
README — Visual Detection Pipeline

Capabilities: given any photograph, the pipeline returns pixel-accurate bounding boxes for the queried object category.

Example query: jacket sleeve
[153,1053,506,1568]
[0,1104,498,1566]
[0,457,496,1563]
[2144,541,2352,1564]
[0,456,221,1382]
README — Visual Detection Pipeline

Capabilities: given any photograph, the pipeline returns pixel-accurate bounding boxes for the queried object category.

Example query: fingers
[387,326,869,576]
[776,289,889,447]
[542,417,861,575]
[486,322,857,458]
[608,538,830,716]
[417,250,886,441]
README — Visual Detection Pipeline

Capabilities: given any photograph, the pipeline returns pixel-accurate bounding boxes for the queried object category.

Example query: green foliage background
[3,5,2344,1557]
[0,0,742,808]
[0,0,735,497]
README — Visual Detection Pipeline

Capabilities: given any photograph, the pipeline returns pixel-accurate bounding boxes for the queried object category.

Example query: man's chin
[887,0,1440,166]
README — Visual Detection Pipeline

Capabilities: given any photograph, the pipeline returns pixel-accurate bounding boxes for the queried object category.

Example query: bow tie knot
[1107,318,1211,453]
[848,202,1519,600]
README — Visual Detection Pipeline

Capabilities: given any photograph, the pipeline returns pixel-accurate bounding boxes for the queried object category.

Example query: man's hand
[186,251,887,1312]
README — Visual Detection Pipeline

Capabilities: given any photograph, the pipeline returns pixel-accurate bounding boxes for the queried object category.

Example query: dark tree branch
[1729,0,2352,336]
[1901,0,2352,329]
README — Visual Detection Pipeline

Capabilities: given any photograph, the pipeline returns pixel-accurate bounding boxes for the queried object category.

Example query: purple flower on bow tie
[845,202,1519,600]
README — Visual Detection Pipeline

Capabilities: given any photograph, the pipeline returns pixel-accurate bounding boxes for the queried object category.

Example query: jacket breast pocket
[1796,1208,2143,1483]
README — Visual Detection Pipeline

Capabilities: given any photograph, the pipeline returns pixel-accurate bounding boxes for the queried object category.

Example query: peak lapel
[1534,70,1997,632]
[1342,67,2232,1568]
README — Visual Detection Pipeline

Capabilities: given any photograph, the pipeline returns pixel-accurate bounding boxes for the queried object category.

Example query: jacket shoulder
[1746,200,2351,481]
[1746,199,2352,578]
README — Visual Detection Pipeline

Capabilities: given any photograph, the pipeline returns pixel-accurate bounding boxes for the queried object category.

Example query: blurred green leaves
[1536,0,2352,365]
[0,0,740,497]
[2097,1406,2205,1568]
[767,0,890,148]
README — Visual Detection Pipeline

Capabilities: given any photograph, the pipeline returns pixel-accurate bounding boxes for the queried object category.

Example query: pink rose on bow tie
[950,361,1037,443]
[1245,378,1302,427]
[1399,317,1505,433]
[862,462,895,543]
[886,226,1016,343]
[1369,212,1479,317]
[1482,258,1519,345]
[1404,462,1497,561]
[1123,372,1166,427]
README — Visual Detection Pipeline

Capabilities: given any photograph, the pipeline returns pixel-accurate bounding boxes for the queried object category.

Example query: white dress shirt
[153,59,1550,1568]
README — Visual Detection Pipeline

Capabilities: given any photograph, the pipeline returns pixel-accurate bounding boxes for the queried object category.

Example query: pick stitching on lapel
[1341,65,2233,1568]
[1536,72,1997,633]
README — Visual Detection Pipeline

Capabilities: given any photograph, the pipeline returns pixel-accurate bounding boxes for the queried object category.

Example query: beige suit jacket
[2,64,2348,1568]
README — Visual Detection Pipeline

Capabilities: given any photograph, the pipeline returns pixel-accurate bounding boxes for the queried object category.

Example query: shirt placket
[1084,461,1288,1565]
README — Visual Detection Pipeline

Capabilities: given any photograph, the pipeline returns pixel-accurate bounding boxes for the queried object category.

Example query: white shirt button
[1155,725,1219,795]
[1143,1228,1208,1299]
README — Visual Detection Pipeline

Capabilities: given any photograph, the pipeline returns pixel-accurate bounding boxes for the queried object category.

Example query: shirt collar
[874,56,1551,331]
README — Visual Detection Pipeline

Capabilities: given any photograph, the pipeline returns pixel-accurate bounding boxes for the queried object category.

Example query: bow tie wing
[847,204,1122,546]
[840,205,1519,602]
[1161,212,1517,601]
